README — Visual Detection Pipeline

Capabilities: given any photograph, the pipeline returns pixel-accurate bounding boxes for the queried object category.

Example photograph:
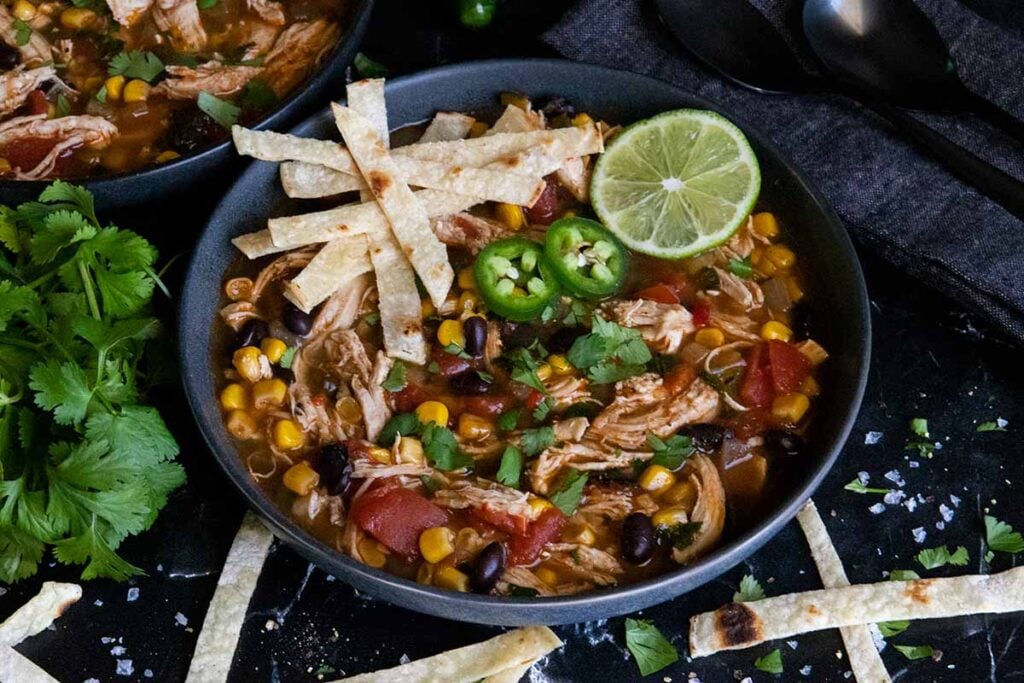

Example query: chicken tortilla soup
[214,84,829,597]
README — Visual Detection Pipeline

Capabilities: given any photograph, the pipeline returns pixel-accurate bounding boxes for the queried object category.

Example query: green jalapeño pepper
[544,217,627,299]
[474,237,559,321]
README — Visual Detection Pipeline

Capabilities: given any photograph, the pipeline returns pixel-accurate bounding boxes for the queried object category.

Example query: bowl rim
[180,57,871,625]
[0,0,374,191]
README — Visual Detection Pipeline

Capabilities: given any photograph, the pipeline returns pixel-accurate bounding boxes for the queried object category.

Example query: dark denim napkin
[543,0,1024,342]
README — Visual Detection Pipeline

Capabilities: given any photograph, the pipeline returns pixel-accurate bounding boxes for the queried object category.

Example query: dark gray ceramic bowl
[0,0,373,210]
[180,59,870,626]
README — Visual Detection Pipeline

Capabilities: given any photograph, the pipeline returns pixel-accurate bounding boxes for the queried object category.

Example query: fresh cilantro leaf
[754,649,783,674]
[916,545,968,570]
[29,360,94,425]
[476,370,494,383]
[279,346,297,369]
[379,413,421,447]
[13,19,31,46]
[567,314,651,384]
[507,584,539,597]
[427,361,439,374]
[496,446,522,488]
[381,360,407,392]
[659,521,701,550]
[977,419,1007,432]
[0,206,20,253]
[624,618,678,676]
[985,515,1024,554]
[421,423,472,471]
[843,478,890,494]
[197,0,217,9]
[549,469,587,515]
[52,514,143,581]
[197,91,240,129]
[893,644,934,661]
[586,361,648,385]
[507,343,547,392]
[520,425,555,457]
[443,342,472,359]
[877,620,910,637]
[646,433,693,470]
[55,94,71,118]
[95,84,108,103]
[889,569,921,581]
[419,475,442,496]
[497,409,520,432]
[910,418,929,437]
[107,51,164,82]
[734,574,765,602]
[532,397,553,421]
[728,256,754,279]
[240,78,277,109]
[985,550,995,563]
[354,52,388,78]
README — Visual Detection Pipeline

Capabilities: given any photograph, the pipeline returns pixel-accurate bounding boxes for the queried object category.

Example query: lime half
[590,109,761,259]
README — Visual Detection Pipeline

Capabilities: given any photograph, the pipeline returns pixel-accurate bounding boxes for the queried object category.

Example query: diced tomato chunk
[508,508,566,566]
[662,272,698,305]
[635,283,680,305]
[767,340,811,393]
[524,389,545,410]
[470,505,530,535]
[727,408,771,439]
[691,300,711,328]
[462,393,517,417]
[26,90,49,115]
[351,486,449,558]
[739,343,774,408]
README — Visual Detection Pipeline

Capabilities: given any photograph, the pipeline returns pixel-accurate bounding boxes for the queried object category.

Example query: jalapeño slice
[474,238,559,321]
[544,217,627,299]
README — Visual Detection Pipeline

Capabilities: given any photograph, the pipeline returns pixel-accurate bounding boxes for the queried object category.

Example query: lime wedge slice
[590,109,761,259]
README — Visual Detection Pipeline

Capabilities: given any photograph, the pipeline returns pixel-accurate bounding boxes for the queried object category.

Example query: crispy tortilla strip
[419,112,475,143]
[280,161,364,197]
[797,501,891,683]
[484,104,543,136]
[283,234,372,312]
[481,659,538,683]
[233,126,359,174]
[346,79,388,142]
[332,103,453,308]
[334,626,562,682]
[367,232,427,364]
[0,582,81,647]
[0,648,58,683]
[186,511,274,683]
[232,229,295,259]
[689,566,1024,658]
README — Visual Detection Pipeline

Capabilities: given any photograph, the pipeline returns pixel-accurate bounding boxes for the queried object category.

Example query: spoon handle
[960,90,1024,148]
[864,99,1024,221]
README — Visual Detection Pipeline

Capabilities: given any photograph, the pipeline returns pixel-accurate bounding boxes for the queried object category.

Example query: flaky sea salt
[912,527,927,543]
[884,490,906,505]
[868,503,886,514]
[864,431,883,445]
[110,646,126,656]
[115,660,133,677]
[908,461,920,468]
[174,613,188,627]
[936,521,946,530]
[144,670,153,678]
[950,495,961,507]
[904,498,918,512]
[800,666,813,676]
[939,504,955,522]
[126,587,139,602]
[884,470,906,487]
[787,640,799,650]
[857,471,870,485]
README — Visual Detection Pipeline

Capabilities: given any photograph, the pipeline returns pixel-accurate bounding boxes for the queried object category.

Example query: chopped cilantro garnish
[95,84,108,103]
[910,418,929,437]
[877,620,910,637]
[278,346,297,369]
[985,515,1024,554]
[734,574,765,602]
[916,545,968,570]
[905,417,940,459]
[728,256,754,279]
[567,314,651,385]
[108,50,164,82]
[843,478,890,495]
[977,419,1007,432]
[532,396,553,421]
[197,0,218,9]
[497,409,520,432]
[754,649,783,674]
[507,341,547,392]
[55,94,71,118]
[379,412,421,447]
[419,475,442,496]
[507,584,539,597]
[443,342,472,359]
[646,433,693,470]
[381,360,407,392]
[361,311,381,326]
[354,52,388,78]
[889,569,921,581]
[519,425,555,457]
[893,644,935,661]
[496,445,522,488]
[658,521,701,550]
[624,618,678,676]
[549,469,587,515]
[240,79,277,109]
[197,91,240,129]
[13,19,32,46]
[421,423,472,471]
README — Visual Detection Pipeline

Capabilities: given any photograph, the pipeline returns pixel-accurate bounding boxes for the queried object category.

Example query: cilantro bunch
[0,183,182,583]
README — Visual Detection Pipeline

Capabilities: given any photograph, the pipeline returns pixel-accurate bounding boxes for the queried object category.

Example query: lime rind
[590,109,761,259]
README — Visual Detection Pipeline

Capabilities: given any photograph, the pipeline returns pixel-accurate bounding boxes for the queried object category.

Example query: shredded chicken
[0,115,116,179]
[711,267,764,312]
[602,299,695,354]
[552,417,589,443]
[261,19,339,96]
[241,20,283,60]
[709,309,761,341]
[324,330,391,441]
[251,248,315,301]
[498,566,592,597]
[671,455,726,565]
[310,274,373,337]
[714,215,766,263]
[431,212,514,255]
[104,0,152,27]
[589,373,720,450]
[544,374,594,411]
[545,543,623,586]
[1,66,55,117]
[575,484,658,523]
[290,388,351,445]
[0,6,54,65]
[530,439,653,495]
[456,434,504,459]
[152,62,261,100]
[433,478,537,521]
[247,0,285,24]
[153,0,207,52]
[351,458,431,481]
[483,320,503,372]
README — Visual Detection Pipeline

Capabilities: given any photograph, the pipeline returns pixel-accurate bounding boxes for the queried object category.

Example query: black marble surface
[2,2,1023,681]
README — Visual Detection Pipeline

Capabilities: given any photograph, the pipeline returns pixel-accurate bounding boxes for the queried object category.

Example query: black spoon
[803,0,1024,145]
[654,0,1024,220]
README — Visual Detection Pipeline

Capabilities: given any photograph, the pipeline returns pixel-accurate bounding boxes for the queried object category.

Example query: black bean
[468,542,506,594]
[499,321,540,350]
[463,316,487,357]
[448,370,491,395]
[621,512,655,564]
[698,267,720,291]
[539,96,576,120]
[764,430,805,459]
[546,326,585,355]
[680,424,730,453]
[236,318,269,349]
[0,42,20,70]
[316,443,352,496]
[274,366,295,384]
[283,304,313,336]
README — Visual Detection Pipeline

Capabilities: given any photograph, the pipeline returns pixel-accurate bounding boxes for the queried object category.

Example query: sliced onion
[762,277,793,313]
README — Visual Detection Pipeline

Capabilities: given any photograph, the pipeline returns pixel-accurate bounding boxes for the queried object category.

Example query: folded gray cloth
[544,0,1024,342]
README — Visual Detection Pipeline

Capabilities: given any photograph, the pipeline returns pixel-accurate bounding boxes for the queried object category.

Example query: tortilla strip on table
[367,232,427,364]
[419,111,475,143]
[0,649,59,683]
[0,582,81,647]
[333,626,562,682]
[689,566,1024,658]
[331,103,453,308]
[796,500,891,683]
[283,234,372,312]
[186,511,274,682]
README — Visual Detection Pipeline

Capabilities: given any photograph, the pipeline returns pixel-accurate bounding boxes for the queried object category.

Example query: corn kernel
[123,79,150,103]
[458,266,477,290]
[468,121,489,138]
[416,562,434,585]
[272,418,305,450]
[695,327,725,348]
[536,363,553,382]
[750,245,765,266]
[397,436,425,465]
[433,565,470,591]
[12,0,36,21]
[458,413,493,441]
[260,337,287,363]
[0,158,11,173]
[758,259,778,277]
[760,321,793,342]
[104,75,125,101]
[420,299,436,319]
[358,538,387,568]
[772,392,810,424]
[661,481,698,509]
[282,461,319,496]
[565,523,596,546]
[419,527,455,564]
[797,339,829,366]
[337,395,362,422]
[571,112,593,127]
[155,150,180,163]
[252,378,287,409]
[548,354,573,376]
[752,212,780,238]
[60,7,97,30]
[496,203,525,230]
[535,566,559,586]
[219,383,248,411]
[232,346,265,383]
[652,506,691,528]
[801,375,821,397]
[529,497,554,515]
[225,410,257,439]
[457,290,479,313]
[416,400,449,427]
[638,465,676,494]
[500,92,530,110]
[784,276,805,303]
[765,244,796,269]
[437,319,465,348]
[368,446,391,464]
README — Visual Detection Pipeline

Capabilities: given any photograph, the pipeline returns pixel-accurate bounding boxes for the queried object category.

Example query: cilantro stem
[78,260,101,320]
[23,269,56,289]
[0,335,41,351]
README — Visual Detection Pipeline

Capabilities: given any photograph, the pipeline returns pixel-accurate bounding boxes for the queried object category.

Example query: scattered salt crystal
[800,666,813,676]
[864,431,883,445]
[909,461,920,468]
[868,503,886,514]
[868,624,886,651]
[144,670,153,678]
[884,470,905,487]
[950,495,961,507]
[917,493,927,503]
[84,679,101,683]
[399,654,411,664]
[857,471,870,485]
[844,672,853,679]
[997,418,1008,429]
[0,588,6,598]
[787,640,799,650]
[94,600,104,607]
[904,498,918,512]
[912,527,927,543]
[115,660,134,677]
[110,646,126,656]
[265,619,279,631]
[939,504,955,522]
[884,490,906,505]
[935,521,946,530]
[156,564,163,571]
[126,587,139,602]
[101,637,116,644]
[174,613,188,627]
